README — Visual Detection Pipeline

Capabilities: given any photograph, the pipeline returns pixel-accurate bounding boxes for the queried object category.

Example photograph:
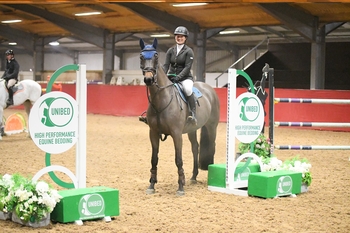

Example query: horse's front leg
[187,131,199,183]
[0,122,3,140]
[146,129,160,194]
[173,133,185,195]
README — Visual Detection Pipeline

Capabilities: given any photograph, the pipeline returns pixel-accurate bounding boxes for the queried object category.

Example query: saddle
[3,80,21,93]
[174,83,202,103]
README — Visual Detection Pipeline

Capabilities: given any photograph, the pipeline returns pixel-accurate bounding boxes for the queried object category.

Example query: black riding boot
[6,87,14,106]
[187,93,197,125]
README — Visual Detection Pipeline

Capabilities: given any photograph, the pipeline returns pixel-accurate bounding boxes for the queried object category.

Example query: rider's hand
[171,76,179,83]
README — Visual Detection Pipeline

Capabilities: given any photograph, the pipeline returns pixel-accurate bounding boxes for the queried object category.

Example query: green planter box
[208,162,261,188]
[248,170,302,198]
[51,186,119,223]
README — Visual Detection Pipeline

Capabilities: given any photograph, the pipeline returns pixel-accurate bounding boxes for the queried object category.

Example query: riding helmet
[5,49,14,56]
[174,26,189,37]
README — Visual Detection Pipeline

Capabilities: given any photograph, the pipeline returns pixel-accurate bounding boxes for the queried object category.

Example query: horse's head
[139,38,158,86]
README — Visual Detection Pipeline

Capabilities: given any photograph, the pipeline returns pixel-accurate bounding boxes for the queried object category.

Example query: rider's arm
[6,60,19,80]
[176,47,194,81]
[162,48,172,74]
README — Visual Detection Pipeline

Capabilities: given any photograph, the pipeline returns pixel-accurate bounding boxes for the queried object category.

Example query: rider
[1,49,19,106]
[162,26,197,125]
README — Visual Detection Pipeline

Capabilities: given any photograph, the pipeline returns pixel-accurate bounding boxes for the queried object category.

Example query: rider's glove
[171,76,180,83]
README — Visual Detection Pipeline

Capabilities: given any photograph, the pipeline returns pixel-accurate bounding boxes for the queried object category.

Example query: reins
[145,73,175,141]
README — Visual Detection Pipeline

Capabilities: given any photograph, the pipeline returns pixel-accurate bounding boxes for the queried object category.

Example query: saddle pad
[174,83,202,103]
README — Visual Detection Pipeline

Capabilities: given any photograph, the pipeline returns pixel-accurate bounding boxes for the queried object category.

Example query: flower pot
[11,211,50,228]
[301,183,309,193]
[0,211,12,220]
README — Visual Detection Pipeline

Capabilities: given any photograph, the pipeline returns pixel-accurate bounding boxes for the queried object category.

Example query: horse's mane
[157,62,166,75]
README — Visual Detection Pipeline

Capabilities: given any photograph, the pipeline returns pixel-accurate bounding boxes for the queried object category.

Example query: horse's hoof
[190,179,197,184]
[176,190,185,196]
[146,188,155,194]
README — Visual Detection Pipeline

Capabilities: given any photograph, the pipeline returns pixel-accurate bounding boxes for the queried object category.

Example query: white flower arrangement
[261,156,312,186]
[282,156,312,186]
[261,157,283,172]
[0,174,16,214]
[0,173,62,223]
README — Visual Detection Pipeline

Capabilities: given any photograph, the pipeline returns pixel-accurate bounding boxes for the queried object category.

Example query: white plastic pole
[226,69,237,190]
[76,64,87,188]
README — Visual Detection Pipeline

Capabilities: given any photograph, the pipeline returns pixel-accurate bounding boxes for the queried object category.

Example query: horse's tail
[198,125,215,170]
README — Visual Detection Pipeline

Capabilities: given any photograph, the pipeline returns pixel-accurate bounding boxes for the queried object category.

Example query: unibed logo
[234,92,264,143]
[29,92,78,154]
[238,97,261,122]
[276,176,293,195]
[39,97,74,127]
[235,167,251,181]
[79,194,105,220]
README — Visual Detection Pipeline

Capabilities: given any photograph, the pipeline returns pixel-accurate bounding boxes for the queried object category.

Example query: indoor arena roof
[0,1,350,54]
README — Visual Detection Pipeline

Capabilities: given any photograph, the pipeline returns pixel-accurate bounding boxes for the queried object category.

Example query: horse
[139,38,220,195]
[0,79,42,140]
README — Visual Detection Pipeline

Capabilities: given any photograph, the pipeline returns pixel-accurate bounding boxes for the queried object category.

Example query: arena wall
[34,84,350,131]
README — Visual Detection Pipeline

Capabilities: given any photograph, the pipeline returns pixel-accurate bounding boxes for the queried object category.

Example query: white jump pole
[76,64,87,188]
[275,98,350,104]
[275,122,350,127]
[226,68,237,191]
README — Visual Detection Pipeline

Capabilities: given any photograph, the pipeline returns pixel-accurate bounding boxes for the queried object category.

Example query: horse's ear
[152,38,158,50]
[139,39,145,50]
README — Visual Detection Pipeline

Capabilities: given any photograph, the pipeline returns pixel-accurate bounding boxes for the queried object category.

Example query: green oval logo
[277,176,293,195]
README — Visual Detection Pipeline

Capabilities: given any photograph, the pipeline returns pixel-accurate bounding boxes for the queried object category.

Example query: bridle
[140,40,176,141]
[140,45,158,84]
[140,47,174,113]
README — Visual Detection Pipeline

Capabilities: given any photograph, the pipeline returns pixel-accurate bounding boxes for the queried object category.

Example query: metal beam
[208,38,239,54]
[310,26,326,90]
[103,32,115,84]
[47,46,76,59]
[206,28,225,39]
[115,33,134,42]
[34,38,44,81]
[7,4,106,48]
[117,3,200,45]
[0,25,34,54]
[195,31,206,82]
[257,3,317,42]
[325,22,345,35]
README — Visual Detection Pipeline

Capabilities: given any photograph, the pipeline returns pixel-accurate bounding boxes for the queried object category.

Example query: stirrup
[6,99,13,106]
[139,116,148,125]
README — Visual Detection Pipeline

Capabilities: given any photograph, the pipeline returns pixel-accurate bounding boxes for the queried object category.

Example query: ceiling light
[173,3,208,7]
[151,34,170,38]
[49,41,60,46]
[1,19,22,24]
[220,30,240,35]
[75,12,101,17]
[8,42,17,45]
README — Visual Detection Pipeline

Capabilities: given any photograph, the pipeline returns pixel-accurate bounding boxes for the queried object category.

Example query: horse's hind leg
[199,124,217,170]
[187,131,199,183]
[23,100,32,137]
